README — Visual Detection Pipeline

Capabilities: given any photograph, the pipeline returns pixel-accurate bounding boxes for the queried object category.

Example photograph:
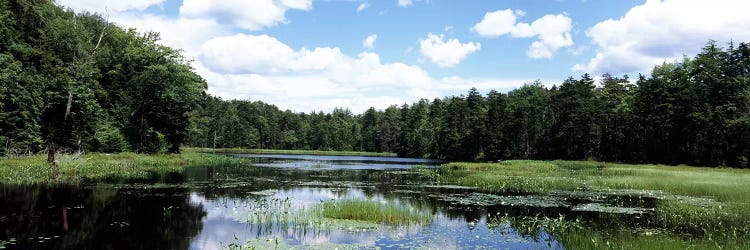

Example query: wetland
[0,153,748,249]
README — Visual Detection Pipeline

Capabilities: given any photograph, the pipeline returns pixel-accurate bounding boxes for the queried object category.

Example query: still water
[0,154,654,249]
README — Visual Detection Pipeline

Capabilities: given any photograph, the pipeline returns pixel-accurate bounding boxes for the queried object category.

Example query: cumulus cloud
[574,0,750,74]
[398,0,412,7]
[357,2,369,13]
[56,0,540,113]
[472,9,573,58]
[179,0,312,31]
[110,14,229,58]
[56,0,165,14]
[419,33,481,67]
[363,34,377,49]
[196,33,534,112]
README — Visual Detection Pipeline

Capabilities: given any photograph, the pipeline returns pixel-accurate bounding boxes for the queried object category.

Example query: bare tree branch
[90,7,110,56]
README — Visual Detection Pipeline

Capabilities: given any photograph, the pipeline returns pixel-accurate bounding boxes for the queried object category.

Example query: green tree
[484,90,509,160]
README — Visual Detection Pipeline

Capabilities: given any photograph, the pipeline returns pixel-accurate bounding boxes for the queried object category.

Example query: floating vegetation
[433,160,750,247]
[0,238,17,249]
[438,192,569,208]
[222,236,370,250]
[421,184,478,191]
[249,189,276,196]
[570,203,653,214]
[4,155,750,249]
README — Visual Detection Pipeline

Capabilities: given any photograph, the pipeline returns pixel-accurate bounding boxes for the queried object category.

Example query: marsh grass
[437,160,750,248]
[191,147,396,157]
[0,151,247,185]
[441,160,750,203]
[489,213,749,249]
[319,199,432,225]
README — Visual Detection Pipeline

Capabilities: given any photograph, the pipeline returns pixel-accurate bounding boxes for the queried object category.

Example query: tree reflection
[0,185,205,249]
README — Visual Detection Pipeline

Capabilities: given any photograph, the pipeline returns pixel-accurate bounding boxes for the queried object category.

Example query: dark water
[0,154,656,249]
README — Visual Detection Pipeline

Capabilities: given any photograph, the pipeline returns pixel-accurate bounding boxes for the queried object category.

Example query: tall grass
[320,199,432,225]
[488,212,749,249]
[0,151,247,185]
[437,160,750,247]
[440,160,750,202]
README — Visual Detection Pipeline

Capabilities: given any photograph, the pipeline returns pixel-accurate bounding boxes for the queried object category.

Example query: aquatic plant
[319,199,432,225]
[435,160,750,249]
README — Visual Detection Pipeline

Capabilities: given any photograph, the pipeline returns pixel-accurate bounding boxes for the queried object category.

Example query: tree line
[2,1,749,167]
[186,41,750,168]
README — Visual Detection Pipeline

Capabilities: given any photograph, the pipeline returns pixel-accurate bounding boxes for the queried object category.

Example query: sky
[56,0,750,113]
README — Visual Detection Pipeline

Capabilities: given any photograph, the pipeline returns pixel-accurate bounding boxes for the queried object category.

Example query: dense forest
[0,0,206,157]
[186,42,750,167]
[2,1,750,167]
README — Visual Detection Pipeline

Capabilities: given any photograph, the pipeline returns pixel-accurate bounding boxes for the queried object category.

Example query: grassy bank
[190,147,397,157]
[0,151,247,185]
[440,160,750,202]
[438,160,750,248]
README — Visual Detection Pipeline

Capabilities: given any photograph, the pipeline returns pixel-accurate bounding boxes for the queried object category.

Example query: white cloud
[472,9,524,38]
[362,34,377,49]
[472,9,573,58]
[357,2,369,13]
[419,33,481,67]
[200,34,298,74]
[574,0,750,74]
[56,0,165,14]
[110,14,229,58]
[54,0,540,113]
[179,0,312,31]
[398,0,412,7]
[196,33,531,112]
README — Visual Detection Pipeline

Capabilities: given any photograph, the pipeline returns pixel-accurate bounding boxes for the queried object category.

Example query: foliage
[1,0,749,168]
[0,0,206,156]
[436,160,750,244]
[0,151,247,185]
[185,41,750,167]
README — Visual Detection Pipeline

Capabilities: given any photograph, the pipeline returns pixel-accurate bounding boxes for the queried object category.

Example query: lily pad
[571,203,654,214]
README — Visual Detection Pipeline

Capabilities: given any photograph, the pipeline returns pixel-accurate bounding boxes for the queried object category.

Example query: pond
[0,154,659,249]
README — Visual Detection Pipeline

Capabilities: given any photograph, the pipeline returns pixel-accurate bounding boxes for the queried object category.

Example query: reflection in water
[0,154,656,249]
[187,186,560,249]
[228,154,442,164]
[0,185,205,249]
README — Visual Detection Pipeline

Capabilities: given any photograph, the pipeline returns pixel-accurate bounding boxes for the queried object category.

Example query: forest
[1,0,206,156]
[187,42,750,167]
[2,0,750,167]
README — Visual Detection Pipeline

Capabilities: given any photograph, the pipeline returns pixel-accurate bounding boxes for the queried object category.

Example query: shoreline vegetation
[2,150,750,247]
[192,147,397,157]
[2,1,749,248]
[0,148,393,185]
[0,150,246,185]
[435,161,750,248]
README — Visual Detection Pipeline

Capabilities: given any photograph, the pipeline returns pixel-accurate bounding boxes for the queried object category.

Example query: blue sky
[57,0,750,113]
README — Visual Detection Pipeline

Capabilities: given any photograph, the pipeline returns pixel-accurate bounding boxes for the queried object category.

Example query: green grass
[436,160,750,248]
[0,151,247,185]
[190,147,397,157]
[319,199,432,225]
[489,213,748,249]
[440,160,750,202]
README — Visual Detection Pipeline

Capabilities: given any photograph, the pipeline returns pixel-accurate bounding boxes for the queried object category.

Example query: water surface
[0,154,656,249]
